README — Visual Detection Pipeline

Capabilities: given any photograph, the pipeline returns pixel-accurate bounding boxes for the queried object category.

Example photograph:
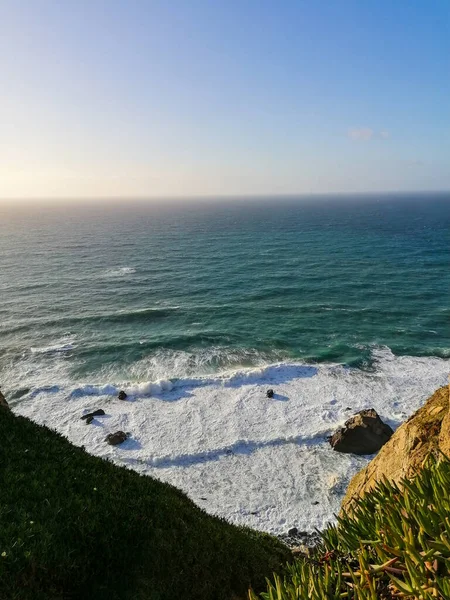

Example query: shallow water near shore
[1,193,449,533]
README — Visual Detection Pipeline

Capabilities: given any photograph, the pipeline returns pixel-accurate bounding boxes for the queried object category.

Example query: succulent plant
[249,453,450,599]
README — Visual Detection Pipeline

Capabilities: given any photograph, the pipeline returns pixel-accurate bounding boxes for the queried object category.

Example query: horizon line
[1,189,449,204]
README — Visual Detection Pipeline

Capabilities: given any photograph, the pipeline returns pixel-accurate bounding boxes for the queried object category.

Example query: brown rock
[291,545,311,558]
[341,385,450,515]
[329,409,393,455]
[439,395,450,457]
[0,390,10,410]
[105,431,128,445]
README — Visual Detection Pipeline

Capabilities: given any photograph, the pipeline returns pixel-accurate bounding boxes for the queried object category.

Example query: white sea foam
[105,267,136,277]
[11,347,450,535]
[70,379,174,398]
[31,343,76,354]
[30,335,77,355]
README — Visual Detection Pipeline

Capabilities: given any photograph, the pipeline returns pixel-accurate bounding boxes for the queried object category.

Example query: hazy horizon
[1,1,449,201]
[1,190,449,213]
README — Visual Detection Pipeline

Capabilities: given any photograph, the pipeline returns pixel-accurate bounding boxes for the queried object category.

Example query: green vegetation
[250,454,450,599]
[0,408,290,600]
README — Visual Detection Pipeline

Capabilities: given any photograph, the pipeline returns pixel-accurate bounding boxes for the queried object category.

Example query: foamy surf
[104,267,136,277]
[30,335,77,355]
[30,343,76,354]
[11,347,449,535]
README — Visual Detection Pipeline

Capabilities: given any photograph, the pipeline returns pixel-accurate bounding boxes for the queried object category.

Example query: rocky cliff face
[341,385,449,514]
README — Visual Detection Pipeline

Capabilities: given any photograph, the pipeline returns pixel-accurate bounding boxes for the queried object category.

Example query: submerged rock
[329,409,393,455]
[118,390,128,400]
[105,431,127,446]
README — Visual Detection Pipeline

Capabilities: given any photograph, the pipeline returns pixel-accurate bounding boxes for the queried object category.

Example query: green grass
[249,454,450,599]
[0,407,290,600]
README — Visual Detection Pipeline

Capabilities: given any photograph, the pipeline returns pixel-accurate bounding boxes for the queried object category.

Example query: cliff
[341,384,450,514]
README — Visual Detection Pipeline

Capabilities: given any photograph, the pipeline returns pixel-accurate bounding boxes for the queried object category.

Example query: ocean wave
[9,306,181,333]
[30,335,77,355]
[31,343,75,354]
[29,385,60,398]
[104,267,136,277]
[88,306,179,325]
[24,346,449,401]
[69,379,174,398]
[25,362,322,400]
[72,335,254,365]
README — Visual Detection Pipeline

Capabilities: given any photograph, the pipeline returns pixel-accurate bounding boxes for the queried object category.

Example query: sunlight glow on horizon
[1,0,449,202]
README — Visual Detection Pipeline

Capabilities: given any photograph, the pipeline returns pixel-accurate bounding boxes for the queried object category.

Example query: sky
[0,0,449,201]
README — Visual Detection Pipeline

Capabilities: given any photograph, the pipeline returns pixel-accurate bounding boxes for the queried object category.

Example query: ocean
[1,193,449,534]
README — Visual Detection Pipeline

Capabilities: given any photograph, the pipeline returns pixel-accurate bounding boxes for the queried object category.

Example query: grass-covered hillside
[0,406,290,600]
[250,454,450,599]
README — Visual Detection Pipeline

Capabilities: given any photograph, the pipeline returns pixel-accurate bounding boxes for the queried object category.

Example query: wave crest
[105,267,136,277]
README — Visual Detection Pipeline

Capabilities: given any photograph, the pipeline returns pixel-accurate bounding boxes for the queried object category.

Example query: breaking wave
[104,267,137,277]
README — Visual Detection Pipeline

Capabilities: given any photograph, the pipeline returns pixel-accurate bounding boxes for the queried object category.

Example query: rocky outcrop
[81,409,105,420]
[341,385,450,514]
[0,390,9,410]
[105,431,128,445]
[329,409,393,455]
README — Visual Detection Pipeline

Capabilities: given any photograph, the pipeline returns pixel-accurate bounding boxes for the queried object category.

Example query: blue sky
[1,0,449,199]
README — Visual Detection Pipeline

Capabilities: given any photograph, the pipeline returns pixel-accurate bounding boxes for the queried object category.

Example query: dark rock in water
[345,407,352,411]
[288,527,298,536]
[0,390,10,410]
[81,409,105,420]
[266,389,274,398]
[118,390,128,400]
[105,431,127,445]
[311,501,320,505]
[329,409,393,455]
[85,416,94,425]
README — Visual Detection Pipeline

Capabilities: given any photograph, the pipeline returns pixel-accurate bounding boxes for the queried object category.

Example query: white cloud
[348,128,374,141]
[347,128,391,141]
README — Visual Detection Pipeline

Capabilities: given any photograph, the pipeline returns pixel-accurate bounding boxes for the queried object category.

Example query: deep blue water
[0,193,449,393]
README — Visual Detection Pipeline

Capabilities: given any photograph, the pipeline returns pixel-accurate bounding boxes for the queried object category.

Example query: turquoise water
[2,193,449,534]
[0,193,449,394]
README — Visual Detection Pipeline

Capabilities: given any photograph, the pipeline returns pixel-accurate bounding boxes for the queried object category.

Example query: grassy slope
[0,408,290,600]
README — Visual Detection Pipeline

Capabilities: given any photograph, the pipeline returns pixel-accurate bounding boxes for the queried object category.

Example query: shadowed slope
[0,405,289,600]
